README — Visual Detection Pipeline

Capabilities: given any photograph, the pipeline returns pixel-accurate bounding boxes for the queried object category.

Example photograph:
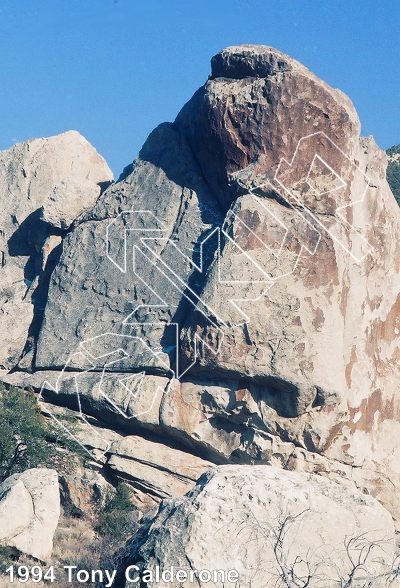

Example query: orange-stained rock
[2,46,400,528]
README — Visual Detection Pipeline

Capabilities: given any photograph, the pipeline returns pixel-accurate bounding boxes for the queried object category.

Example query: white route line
[275,131,374,262]
[40,131,374,460]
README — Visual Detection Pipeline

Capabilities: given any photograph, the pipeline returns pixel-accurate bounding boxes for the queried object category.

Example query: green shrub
[95,483,136,542]
[387,160,400,205]
[94,482,138,573]
[386,144,400,207]
[386,143,400,157]
[102,482,134,514]
[0,546,14,573]
[0,384,51,482]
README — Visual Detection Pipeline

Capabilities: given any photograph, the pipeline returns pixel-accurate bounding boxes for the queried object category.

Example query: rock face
[34,122,224,371]
[41,176,105,230]
[176,44,361,208]
[22,391,213,508]
[0,130,113,370]
[1,45,400,532]
[0,468,60,561]
[107,435,214,499]
[126,466,396,588]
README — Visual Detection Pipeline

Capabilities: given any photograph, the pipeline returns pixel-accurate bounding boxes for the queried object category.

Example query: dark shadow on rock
[28,242,62,346]
[98,180,113,194]
[7,209,66,372]
[8,209,50,257]
[125,121,226,226]
[124,122,228,373]
[174,86,236,209]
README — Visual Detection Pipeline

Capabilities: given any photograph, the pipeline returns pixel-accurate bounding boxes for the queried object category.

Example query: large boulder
[175,44,361,208]
[176,46,400,523]
[0,131,113,370]
[0,468,60,561]
[126,466,396,588]
[2,46,400,526]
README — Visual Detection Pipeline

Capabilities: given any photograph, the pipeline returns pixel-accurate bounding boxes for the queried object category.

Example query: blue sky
[0,0,399,177]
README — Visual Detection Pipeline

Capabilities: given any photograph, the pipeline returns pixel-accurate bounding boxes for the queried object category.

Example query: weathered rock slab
[108,435,213,499]
[0,468,60,561]
[128,466,396,588]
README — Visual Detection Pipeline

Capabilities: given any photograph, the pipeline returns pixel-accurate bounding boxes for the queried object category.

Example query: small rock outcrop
[0,130,113,371]
[0,468,60,561]
[126,466,396,588]
[40,176,105,230]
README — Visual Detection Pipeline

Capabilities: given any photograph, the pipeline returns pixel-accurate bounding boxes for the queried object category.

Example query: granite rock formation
[0,130,112,371]
[0,468,60,561]
[125,466,396,588]
[0,44,400,549]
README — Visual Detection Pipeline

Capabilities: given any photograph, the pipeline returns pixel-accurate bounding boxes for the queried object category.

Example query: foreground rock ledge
[125,466,396,588]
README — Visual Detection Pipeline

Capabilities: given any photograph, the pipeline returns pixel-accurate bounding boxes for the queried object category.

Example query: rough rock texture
[0,131,113,370]
[41,176,104,230]
[176,44,361,208]
[1,46,400,530]
[107,435,213,499]
[26,393,213,508]
[35,122,223,370]
[126,466,396,588]
[59,468,114,519]
[0,468,60,561]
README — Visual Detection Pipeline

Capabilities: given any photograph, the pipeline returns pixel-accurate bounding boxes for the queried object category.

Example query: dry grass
[0,515,103,588]
[0,491,137,588]
[53,514,102,578]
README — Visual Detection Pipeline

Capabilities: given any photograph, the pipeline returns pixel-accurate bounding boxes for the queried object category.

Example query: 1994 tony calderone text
[5,564,240,585]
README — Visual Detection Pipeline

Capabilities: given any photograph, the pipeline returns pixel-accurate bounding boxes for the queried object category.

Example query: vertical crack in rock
[1,45,400,532]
